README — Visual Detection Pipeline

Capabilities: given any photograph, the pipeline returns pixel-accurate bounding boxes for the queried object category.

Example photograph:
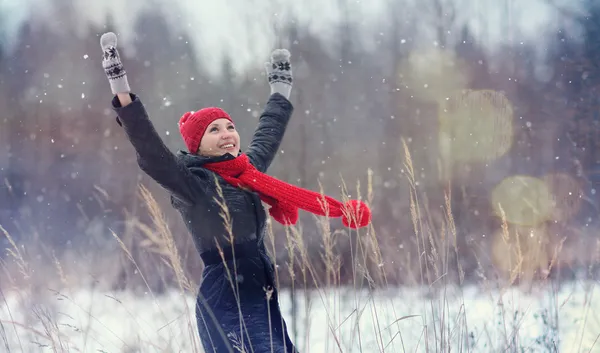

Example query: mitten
[264,49,292,99]
[100,32,131,94]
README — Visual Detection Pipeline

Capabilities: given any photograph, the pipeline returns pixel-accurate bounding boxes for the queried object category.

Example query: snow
[2,282,599,352]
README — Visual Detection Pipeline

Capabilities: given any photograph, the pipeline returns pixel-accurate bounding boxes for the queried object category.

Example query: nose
[221,130,234,139]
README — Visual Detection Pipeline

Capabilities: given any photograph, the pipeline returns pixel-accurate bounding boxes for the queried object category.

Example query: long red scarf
[204,154,371,229]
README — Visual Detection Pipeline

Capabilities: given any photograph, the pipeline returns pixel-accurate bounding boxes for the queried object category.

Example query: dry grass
[0,144,599,352]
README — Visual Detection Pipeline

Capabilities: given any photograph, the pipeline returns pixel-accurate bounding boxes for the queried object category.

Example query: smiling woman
[101,31,300,352]
[99,31,370,353]
[203,119,240,155]
[178,108,241,157]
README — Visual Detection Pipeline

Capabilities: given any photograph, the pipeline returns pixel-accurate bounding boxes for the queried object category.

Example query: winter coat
[112,92,297,353]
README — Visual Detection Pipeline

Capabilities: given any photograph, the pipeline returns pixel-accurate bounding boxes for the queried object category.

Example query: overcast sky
[0,0,589,76]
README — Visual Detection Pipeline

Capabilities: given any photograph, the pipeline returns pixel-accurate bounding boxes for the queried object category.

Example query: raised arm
[101,32,202,204]
[246,49,294,172]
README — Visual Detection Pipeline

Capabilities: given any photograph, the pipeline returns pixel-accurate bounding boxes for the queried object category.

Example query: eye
[227,125,235,131]
[210,126,219,133]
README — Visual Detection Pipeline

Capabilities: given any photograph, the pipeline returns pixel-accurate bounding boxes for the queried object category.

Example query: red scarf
[204,154,371,229]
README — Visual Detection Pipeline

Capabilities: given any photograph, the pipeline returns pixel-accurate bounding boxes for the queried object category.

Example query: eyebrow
[210,122,234,128]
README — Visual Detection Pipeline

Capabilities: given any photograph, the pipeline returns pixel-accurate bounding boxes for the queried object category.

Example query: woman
[99,32,370,352]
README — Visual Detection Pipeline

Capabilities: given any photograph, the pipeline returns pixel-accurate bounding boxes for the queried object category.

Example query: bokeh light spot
[439,89,514,165]
[491,175,554,227]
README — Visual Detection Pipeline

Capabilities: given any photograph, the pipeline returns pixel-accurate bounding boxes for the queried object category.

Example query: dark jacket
[112,92,292,280]
[112,92,297,352]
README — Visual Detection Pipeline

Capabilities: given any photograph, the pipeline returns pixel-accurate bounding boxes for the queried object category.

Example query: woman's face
[198,118,241,157]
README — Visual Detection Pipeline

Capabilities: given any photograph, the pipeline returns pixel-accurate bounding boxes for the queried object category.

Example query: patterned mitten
[100,32,131,94]
[264,49,292,99]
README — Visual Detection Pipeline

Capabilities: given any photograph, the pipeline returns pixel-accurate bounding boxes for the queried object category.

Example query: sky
[0,0,590,76]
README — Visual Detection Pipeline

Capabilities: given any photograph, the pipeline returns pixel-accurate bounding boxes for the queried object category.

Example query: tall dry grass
[0,143,599,352]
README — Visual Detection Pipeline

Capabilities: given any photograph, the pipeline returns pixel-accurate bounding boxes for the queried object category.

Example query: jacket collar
[176,150,238,173]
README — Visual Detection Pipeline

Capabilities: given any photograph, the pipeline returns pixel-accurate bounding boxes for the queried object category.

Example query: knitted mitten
[100,32,131,94]
[264,49,292,99]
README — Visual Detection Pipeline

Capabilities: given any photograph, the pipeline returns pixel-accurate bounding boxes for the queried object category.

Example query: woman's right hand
[264,49,293,100]
[100,32,132,106]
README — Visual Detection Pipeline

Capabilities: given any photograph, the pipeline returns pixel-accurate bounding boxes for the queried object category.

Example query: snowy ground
[1,281,599,352]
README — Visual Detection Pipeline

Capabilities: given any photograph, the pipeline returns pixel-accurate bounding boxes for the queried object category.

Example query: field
[2,146,600,353]
[2,281,599,352]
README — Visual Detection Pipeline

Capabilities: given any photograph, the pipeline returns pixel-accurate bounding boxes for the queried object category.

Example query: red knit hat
[178,107,233,153]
